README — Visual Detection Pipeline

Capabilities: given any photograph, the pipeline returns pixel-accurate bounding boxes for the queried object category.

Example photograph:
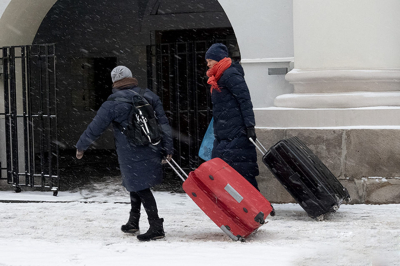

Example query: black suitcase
[253,136,350,220]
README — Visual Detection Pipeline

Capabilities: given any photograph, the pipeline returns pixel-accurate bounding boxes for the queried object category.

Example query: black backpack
[111,88,162,146]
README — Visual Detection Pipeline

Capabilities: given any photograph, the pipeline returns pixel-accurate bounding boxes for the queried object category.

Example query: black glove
[246,127,257,142]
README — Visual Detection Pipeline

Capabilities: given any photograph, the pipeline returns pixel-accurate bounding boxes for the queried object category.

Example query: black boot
[121,212,140,233]
[137,218,165,241]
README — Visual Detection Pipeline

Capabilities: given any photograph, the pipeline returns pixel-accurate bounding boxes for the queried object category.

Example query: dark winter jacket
[76,86,173,192]
[211,62,259,188]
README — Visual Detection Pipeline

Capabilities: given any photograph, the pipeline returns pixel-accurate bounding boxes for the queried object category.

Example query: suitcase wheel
[254,212,265,224]
[221,226,245,242]
[237,236,245,242]
[270,205,276,217]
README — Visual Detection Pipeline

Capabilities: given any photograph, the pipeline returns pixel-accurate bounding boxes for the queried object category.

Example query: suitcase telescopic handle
[166,158,188,182]
[249,138,269,155]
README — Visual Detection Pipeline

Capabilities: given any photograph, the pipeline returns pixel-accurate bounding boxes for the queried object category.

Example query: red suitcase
[168,158,273,241]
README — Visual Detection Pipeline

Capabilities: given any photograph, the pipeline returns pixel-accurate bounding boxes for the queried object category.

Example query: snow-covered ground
[0,177,399,266]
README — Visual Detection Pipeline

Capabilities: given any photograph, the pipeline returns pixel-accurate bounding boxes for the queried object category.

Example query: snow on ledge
[256,126,400,130]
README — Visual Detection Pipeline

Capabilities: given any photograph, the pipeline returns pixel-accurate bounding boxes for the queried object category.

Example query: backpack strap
[127,88,146,99]
[108,96,133,135]
[108,89,148,135]
[139,87,146,97]
[111,97,131,104]
[113,121,126,134]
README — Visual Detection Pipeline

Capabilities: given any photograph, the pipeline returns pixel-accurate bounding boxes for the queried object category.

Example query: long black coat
[211,63,259,188]
[76,86,173,192]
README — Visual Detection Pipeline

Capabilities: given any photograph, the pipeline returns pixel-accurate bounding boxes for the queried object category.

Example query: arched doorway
[30,0,240,184]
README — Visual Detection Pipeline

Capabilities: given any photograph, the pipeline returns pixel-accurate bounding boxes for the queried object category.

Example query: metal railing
[1,44,59,196]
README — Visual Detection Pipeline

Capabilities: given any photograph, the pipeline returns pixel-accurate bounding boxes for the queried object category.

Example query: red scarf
[206,57,232,94]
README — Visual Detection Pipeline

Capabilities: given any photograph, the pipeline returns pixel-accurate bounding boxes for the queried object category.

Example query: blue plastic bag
[198,118,215,161]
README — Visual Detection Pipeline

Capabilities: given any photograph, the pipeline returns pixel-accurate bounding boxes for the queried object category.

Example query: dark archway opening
[32,0,239,191]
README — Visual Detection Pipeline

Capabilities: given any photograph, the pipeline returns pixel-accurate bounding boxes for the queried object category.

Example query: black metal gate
[147,41,219,171]
[0,44,59,196]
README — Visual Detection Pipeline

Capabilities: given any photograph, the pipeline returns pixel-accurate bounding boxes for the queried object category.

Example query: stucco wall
[293,0,400,69]
[218,0,293,59]
[218,0,294,108]
[0,0,57,46]
[0,0,12,19]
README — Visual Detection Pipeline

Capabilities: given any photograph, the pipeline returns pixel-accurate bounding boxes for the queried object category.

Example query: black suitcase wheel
[345,195,351,203]
[237,236,246,242]
[254,212,265,224]
[270,205,276,216]
[15,187,22,193]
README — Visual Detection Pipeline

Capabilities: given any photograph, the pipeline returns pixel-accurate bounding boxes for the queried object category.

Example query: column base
[277,69,400,108]
[254,107,400,128]
[274,91,400,108]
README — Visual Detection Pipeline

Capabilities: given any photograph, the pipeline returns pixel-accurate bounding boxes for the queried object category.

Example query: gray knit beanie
[111,66,133,83]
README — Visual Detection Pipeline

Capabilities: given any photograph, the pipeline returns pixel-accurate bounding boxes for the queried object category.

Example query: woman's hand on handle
[162,154,173,164]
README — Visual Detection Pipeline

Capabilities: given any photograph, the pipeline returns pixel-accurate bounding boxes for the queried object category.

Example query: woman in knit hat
[76,66,173,241]
[205,43,259,190]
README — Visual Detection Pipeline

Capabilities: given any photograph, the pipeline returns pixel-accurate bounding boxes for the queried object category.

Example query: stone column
[275,0,400,108]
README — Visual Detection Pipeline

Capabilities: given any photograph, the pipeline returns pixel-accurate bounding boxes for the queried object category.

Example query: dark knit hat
[205,43,229,62]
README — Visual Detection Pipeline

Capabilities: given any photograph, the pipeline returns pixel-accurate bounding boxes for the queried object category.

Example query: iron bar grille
[147,40,230,172]
[0,44,59,194]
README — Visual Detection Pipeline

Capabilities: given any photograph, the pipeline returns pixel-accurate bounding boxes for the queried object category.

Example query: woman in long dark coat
[205,43,259,189]
[76,66,173,241]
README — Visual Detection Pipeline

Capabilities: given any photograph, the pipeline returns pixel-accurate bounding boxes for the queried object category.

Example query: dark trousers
[130,188,159,221]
